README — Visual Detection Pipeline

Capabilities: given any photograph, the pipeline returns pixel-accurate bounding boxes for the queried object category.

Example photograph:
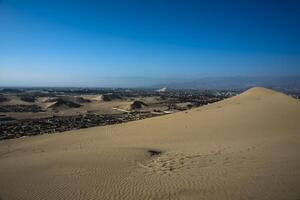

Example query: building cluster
[0,105,44,112]
[0,112,156,140]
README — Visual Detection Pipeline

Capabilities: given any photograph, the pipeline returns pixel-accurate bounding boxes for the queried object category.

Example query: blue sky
[0,0,300,87]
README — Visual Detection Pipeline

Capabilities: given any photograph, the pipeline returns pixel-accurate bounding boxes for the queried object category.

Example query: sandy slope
[0,87,299,200]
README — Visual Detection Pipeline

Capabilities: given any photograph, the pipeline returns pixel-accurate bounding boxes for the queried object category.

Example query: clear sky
[1,0,300,87]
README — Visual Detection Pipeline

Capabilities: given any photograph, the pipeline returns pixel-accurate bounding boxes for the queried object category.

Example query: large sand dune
[0,87,299,200]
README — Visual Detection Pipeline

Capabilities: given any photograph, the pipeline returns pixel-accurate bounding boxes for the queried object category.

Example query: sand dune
[0,87,300,200]
[117,100,149,111]
[47,98,82,110]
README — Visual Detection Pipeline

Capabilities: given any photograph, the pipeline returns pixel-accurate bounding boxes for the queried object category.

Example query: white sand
[0,87,299,200]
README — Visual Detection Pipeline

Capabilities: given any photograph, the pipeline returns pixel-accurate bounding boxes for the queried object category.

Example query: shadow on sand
[147,149,162,157]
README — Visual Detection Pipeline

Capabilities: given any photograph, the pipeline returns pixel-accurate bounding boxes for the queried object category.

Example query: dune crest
[0,87,300,200]
[238,87,281,97]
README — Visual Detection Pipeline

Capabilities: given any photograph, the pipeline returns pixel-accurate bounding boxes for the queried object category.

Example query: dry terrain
[0,88,227,139]
[0,94,163,119]
[0,87,299,200]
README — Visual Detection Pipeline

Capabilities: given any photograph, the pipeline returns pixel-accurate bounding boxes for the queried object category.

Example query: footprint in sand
[139,150,226,176]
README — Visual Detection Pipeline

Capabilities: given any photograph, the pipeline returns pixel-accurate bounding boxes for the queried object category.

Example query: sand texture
[0,87,300,200]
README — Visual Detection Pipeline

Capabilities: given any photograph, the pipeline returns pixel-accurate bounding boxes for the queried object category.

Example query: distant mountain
[153,76,300,91]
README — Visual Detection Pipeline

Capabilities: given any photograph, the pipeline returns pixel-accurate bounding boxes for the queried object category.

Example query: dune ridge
[0,87,300,200]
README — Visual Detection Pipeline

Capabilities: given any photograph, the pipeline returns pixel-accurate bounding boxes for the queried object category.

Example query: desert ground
[0,87,299,200]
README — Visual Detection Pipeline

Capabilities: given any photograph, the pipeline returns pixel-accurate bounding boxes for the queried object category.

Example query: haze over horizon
[1,0,300,87]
